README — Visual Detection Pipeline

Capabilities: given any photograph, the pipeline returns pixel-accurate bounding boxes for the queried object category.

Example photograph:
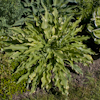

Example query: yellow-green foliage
[3,1,94,98]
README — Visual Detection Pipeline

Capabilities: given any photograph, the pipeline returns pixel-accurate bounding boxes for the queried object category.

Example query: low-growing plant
[0,36,28,99]
[0,0,23,28]
[0,0,32,36]
[77,0,94,18]
[75,0,100,25]
[3,1,94,99]
[0,53,28,100]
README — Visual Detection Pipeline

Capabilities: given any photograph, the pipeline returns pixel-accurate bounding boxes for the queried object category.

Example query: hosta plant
[88,7,100,45]
[4,2,94,99]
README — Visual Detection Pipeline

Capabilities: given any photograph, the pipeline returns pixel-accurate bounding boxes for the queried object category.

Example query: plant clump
[3,1,95,99]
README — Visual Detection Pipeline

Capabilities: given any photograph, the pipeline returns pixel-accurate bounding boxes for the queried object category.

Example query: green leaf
[25,22,39,34]
[41,0,47,11]
[24,47,35,54]
[71,17,81,30]
[87,24,94,32]
[46,63,52,83]
[4,45,28,51]
[41,72,48,88]
[17,72,29,84]
[71,26,82,36]
[84,54,93,61]
[94,38,100,44]
[46,51,52,59]
[53,50,65,59]
[25,56,40,69]
[10,27,25,37]
[24,44,43,54]
[60,74,69,90]
[35,60,44,75]
[33,14,40,26]
[95,17,100,27]
[66,60,83,75]
[93,29,100,38]
[53,0,58,6]
[72,64,83,75]
[29,72,36,80]
[52,27,55,35]
[97,7,100,16]
[44,27,52,39]
[26,38,36,42]
[41,19,48,29]
[48,35,58,44]
[52,8,58,18]
[56,57,64,66]
[61,16,72,32]
[31,76,38,93]
[12,18,26,26]
[10,36,23,43]
[31,81,36,93]
[10,51,21,59]
[15,61,26,73]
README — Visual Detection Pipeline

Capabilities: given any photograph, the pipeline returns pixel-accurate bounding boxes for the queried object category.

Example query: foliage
[21,0,78,16]
[77,0,93,17]
[0,0,32,36]
[75,0,100,24]
[0,0,80,36]
[88,7,100,46]
[18,0,80,27]
[0,36,28,100]
[3,1,95,99]
[0,0,99,33]
[0,0,23,28]
[0,52,28,100]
